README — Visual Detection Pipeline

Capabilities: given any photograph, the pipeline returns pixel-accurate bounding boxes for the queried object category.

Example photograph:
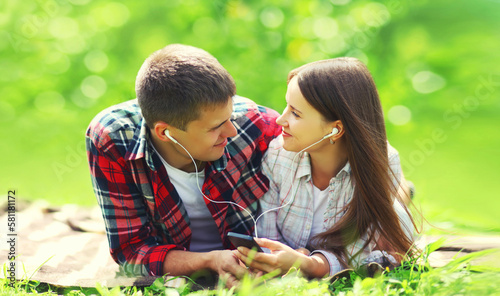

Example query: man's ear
[153,121,174,142]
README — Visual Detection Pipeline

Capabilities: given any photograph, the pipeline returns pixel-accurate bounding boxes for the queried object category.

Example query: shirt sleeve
[310,250,344,276]
[257,105,283,151]
[310,249,398,277]
[256,145,282,241]
[387,144,415,240]
[388,143,403,189]
[394,199,415,241]
[86,135,183,276]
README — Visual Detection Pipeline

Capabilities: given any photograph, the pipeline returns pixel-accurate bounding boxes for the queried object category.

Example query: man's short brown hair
[135,44,236,130]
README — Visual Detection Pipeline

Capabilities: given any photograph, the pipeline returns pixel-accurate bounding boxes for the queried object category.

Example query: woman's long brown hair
[289,58,415,266]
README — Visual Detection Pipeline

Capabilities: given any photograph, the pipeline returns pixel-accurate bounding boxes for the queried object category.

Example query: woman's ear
[337,121,345,137]
[328,120,345,144]
[331,120,345,137]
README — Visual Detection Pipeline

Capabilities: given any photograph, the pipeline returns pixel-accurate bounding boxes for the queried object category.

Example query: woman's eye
[291,111,300,118]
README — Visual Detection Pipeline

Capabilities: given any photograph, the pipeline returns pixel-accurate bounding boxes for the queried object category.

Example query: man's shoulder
[229,96,281,145]
[232,95,280,121]
[86,99,143,147]
[222,96,281,160]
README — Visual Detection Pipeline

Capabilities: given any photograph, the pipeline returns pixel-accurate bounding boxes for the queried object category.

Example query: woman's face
[276,76,333,152]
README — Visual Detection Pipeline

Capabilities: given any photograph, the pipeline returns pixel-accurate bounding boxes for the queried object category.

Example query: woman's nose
[276,112,287,127]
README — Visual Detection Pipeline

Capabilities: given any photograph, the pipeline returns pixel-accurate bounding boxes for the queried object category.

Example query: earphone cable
[172,134,330,239]
[253,135,330,238]
[173,140,259,230]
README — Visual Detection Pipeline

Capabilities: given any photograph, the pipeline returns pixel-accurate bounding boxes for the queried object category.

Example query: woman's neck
[309,140,348,191]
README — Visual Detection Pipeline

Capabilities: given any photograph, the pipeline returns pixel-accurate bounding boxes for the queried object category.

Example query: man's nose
[222,120,237,138]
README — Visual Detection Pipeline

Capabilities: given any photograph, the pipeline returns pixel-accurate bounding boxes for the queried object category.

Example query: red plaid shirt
[86,96,281,276]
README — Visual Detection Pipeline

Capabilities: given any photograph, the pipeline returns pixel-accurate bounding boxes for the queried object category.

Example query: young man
[85,44,281,284]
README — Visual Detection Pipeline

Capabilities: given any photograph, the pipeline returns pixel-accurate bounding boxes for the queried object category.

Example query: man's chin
[204,148,226,162]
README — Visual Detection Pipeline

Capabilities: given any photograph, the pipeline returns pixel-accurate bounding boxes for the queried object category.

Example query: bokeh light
[388,105,412,126]
[84,50,109,73]
[260,6,284,29]
[48,17,79,39]
[412,71,446,94]
[80,75,107,99]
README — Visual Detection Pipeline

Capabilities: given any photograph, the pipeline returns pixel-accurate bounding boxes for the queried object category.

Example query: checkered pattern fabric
[86,96,281,276]
[257,136,411,275]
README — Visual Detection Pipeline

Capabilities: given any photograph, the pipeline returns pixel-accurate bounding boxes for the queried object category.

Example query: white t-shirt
[310,185,330,240]
[154,146,224,252]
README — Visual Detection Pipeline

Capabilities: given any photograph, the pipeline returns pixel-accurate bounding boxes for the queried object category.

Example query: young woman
[236,58,416,278]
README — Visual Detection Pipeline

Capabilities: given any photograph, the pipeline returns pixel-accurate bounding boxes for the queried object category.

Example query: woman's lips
[282,130,292,137]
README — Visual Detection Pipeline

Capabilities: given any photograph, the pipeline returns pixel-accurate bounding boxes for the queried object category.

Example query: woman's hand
[235,238,323,276]
[235,238,331,277]
[235,238,304,275]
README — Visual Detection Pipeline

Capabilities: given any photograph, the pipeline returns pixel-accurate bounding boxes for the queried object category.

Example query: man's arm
[87,134,248,280]
[163,250,246,283]
[87,135,179,276]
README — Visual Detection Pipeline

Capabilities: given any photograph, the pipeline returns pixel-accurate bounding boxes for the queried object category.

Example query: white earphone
[322,127,339,139]
[164,129,179,144]
[162,125,340,238]
[162,127,260,235]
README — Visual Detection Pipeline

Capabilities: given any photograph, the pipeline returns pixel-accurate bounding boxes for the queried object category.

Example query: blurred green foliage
[1,0,499,231]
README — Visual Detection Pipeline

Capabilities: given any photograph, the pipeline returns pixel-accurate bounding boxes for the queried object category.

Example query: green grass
[2,241,500,296]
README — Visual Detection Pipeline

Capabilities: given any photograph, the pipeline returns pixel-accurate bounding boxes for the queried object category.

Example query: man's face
[173,98,237,162]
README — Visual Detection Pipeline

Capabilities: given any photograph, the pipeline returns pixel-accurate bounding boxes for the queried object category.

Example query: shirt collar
[294,151,352,181]
[210,146,230,172]
[295,152,312,180]
[338,161,351,177]
[124,117,157,171]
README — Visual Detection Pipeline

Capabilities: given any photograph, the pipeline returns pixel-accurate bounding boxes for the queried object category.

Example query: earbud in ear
[322,127,339,139]
[164,129,178,144]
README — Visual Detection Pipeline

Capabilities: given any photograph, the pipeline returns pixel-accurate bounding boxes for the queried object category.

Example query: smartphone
[227,232,263,252]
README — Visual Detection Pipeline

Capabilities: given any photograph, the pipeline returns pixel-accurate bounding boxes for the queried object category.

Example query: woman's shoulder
[387,141,400,160]
[264,136,304,174]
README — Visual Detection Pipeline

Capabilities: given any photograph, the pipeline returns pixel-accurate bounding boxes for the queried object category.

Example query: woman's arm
[235,238,330,278]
